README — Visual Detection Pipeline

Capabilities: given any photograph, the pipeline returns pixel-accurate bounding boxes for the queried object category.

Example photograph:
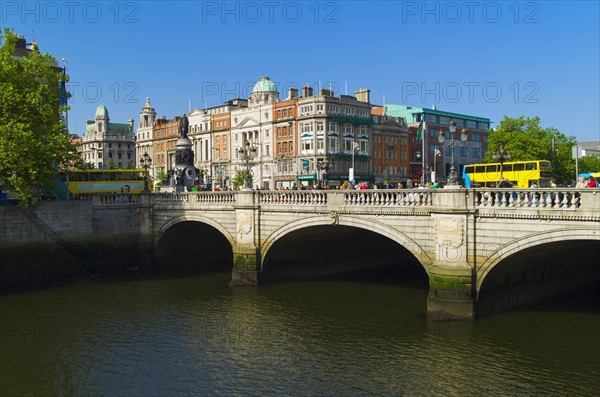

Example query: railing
[259,191,328,205]
[91,188,597,212]
[472,188,591,209]
[343,190,432,206]
[194,191,236,204]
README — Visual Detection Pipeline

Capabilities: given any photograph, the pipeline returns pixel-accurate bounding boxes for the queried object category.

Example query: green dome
[95,104,109,119]
[251,76,278,94]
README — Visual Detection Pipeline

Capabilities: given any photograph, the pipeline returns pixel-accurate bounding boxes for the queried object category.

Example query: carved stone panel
[433,214,469,268]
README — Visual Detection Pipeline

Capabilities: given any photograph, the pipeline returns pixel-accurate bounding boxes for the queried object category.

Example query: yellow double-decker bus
[462,160,552,188]
[49,169,150,199]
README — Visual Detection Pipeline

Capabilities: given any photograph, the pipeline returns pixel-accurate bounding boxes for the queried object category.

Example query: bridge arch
[476,228,600,295]
[260,214,433,274]
[154,213,235,254]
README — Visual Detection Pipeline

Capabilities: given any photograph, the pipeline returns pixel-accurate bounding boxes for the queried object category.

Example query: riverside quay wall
[0,196,140,290]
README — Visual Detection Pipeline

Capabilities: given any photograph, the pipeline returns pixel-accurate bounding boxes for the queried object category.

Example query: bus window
[475,165,485,173]
[464,166,474,174]
[513,163,524,171]
[539,161,552,170]
[502,163,513,172]
[486,165,498,172]
[526,162,537,170]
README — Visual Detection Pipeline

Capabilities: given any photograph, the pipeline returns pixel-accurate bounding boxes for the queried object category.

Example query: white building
[230,77,279,189]
[81,105,135,170]
[135,97,157,176]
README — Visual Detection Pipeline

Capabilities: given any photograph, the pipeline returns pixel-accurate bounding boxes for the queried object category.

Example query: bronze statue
[179,114,189,139]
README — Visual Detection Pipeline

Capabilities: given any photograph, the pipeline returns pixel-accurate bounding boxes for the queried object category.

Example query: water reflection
[1,268,598,396]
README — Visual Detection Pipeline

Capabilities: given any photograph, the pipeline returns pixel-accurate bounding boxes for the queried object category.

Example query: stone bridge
[139,188,600,320]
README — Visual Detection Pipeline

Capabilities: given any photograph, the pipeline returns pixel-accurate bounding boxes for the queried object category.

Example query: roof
[251,76,278,94]
[95,104,109,119]
[385,105,490,124]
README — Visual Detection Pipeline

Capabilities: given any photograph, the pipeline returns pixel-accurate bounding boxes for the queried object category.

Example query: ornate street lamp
[140,152,152,192]
[492,144,512,177]
[238,140,257,189]
[317,159,329,187]
[438,120,468,186]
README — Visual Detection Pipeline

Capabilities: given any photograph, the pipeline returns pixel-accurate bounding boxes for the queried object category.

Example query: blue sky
[2,1,599,142]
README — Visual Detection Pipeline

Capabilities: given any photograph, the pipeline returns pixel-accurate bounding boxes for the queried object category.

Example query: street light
[317,159,329,187]
[492,144,512,177]
[238,140,257,189]
[350,141,359,182]
[438,120,468,186]
[140,152,152,192]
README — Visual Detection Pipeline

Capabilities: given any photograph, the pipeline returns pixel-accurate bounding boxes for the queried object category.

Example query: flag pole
[421,123,425,186]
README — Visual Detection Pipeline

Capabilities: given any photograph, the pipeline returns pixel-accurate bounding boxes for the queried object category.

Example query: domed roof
[251,76,278,94]
[95,104,109,119]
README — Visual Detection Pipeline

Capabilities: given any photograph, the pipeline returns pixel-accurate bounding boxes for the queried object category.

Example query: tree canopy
[485,116,583,184]
[0,28,74,205]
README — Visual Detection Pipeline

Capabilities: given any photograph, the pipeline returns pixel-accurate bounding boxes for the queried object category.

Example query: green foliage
[108,160,116,170]
[578,154,600,174]
[0,28,72,205]
[486,116,578,184]
[232,169,251,189]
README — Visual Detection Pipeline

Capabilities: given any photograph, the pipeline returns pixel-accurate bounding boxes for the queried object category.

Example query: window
[471,147,480,158]
[344,139,354,152]
[486,164,497,172]
[360,141,368,153]
[302,137,313,151]
[514,163,524,171]
[329,138,339,152]
[327,122,338,133]
[526,162,537,170]
[344,125,353,135]
[472,134,480,142]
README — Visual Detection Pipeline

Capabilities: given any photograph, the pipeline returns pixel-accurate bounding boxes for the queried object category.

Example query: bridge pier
[229,191,262,286]
[137,192,155,269]
[427,267,476,320]
[230,243,261,286]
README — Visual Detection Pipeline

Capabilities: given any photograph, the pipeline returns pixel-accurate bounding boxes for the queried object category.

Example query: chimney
[302,86,314,97]
[354,88,371,103]
[320,88,333,97]
[288,87,298,99]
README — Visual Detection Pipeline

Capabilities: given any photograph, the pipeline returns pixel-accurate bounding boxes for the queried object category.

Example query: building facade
[80,105,135,170]
[385,105,491,185]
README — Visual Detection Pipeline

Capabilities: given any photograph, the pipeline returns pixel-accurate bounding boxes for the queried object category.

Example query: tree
[0,28,73,205]
[485,116,578,184]
[232,169,251,190]
[578,154,600,174]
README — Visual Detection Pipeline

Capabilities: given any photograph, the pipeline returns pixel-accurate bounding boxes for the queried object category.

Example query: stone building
[80,105,135,170]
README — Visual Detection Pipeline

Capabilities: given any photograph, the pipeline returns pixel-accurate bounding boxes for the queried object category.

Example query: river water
[1,266,598,396]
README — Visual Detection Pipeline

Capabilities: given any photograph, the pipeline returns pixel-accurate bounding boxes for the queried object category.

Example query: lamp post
[140,152,152,192]
[238,140,257,189]
[350,141,359,183]
[317,159,329,187]
[492,144,511,177]
[438,120,468,186]
[61,57,68,132]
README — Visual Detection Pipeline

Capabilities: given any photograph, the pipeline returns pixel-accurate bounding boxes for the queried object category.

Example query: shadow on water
[315,262,429,289]
[513,280,600,315]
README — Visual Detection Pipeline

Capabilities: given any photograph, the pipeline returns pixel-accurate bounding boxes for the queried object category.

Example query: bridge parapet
[471,188,597,210]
